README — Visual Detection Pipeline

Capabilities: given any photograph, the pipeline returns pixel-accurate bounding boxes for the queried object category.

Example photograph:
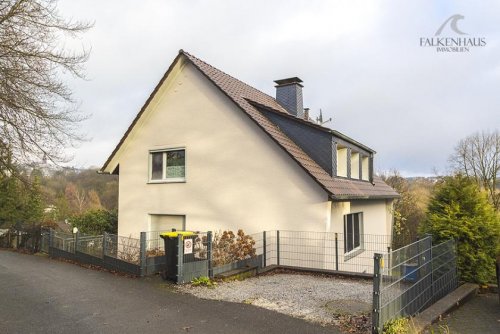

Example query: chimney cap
[274,77,303,87]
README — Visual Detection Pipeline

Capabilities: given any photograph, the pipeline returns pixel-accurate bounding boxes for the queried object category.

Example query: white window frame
[350,151,360,179]
[336,146,348,177]
[361,156,370,181]
[148,148,186,183]
[344,212,364,258]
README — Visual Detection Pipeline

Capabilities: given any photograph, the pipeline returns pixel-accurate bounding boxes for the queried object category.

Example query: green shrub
[383,317,410,334]
[420,174,500,284]
[191,276,215,287]
[69,209,118,235]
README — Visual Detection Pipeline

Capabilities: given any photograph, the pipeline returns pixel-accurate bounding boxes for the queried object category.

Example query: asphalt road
[0,250,339,334]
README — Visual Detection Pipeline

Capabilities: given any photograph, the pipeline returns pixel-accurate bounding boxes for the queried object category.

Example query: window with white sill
[149,149,185,182]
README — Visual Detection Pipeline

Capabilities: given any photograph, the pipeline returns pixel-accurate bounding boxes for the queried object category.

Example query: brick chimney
[274,77,304,118]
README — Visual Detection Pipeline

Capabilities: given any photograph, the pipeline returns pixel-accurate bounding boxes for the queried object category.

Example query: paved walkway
[0,250,339,334]
[429,292,500,333]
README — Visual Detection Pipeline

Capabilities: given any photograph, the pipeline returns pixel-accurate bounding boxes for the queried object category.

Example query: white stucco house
[100,50,398,256]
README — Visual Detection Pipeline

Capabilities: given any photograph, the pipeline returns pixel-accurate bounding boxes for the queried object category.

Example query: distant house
[100,50,398,254]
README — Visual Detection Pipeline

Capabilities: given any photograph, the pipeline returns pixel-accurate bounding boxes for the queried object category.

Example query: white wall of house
[350,199,394,237]
[114,59,332,238]
[330,201,351,233]
[323,199,393,273]
[328,199,393,235]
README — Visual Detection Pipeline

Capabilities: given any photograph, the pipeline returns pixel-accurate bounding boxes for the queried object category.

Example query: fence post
[423,234,434,302]
[75,232,79,254]
[176,234,184,284]
[207,231,213,279]
[48,229,53,256]
[335,233,339,271]
[103,232,108,258]
[387,246,391,274]
[276,230,280,266]
[496,255,500,305]
[372,253,383,334]
[430,238,434,301]
[140,232,146,277]
[263,231,267,268]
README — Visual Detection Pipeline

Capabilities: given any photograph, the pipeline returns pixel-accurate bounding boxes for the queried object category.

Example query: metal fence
[77,233,104,258]
[158,229,392,283]
[180,232,209,282]
[142,229,393,283]
[42,229,146,275]
[40,227,394,280]
[264,230,391,274]
[40,228,50,253]
[372,237,458,333]
[142,230,266,281]
[52,231,75,253]
[144,230,166,257]
[105,233,141,265]
[210,231,264,276]
[39,228,404,284]
[0,225,45,252]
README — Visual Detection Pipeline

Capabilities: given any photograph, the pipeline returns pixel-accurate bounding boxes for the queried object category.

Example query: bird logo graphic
[435,14,467,36]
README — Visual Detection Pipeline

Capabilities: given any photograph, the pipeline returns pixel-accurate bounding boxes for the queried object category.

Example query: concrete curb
[412,283,478,332]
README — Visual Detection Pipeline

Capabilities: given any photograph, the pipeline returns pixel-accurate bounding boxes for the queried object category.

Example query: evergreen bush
[420,174,500,284]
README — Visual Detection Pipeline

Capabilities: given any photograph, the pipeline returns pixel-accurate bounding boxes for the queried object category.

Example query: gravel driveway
[177,271,373,327]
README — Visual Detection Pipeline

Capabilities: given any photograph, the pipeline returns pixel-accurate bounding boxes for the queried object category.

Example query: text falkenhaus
[420,37,486,52]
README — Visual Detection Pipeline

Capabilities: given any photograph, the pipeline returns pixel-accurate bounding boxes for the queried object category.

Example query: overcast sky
[57,0,500,176]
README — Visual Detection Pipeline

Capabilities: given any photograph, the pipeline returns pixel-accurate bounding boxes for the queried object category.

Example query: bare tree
[0,0,91,173]
[381,170,427,248]
[64,182,86,214]
[450,130,500,210]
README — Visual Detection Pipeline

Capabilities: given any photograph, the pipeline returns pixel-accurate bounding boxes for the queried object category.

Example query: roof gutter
[330,195,399,201]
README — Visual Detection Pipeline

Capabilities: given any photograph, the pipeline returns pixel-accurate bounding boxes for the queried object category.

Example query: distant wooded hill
[40,167,118,218]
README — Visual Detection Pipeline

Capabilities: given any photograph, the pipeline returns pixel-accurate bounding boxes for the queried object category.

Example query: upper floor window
[361,156,369,181]
[336,145,348,177]
[350,152,360,179]
[334,140,372,181]
[150,149,185,182]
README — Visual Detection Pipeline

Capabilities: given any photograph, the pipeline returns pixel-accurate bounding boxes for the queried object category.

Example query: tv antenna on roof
[316,109,332,126]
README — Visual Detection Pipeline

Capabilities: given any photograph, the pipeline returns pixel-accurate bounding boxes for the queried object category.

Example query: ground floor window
[344,212,363,253]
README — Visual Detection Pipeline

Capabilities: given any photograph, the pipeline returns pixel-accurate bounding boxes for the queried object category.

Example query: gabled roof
[101,50,398,200]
